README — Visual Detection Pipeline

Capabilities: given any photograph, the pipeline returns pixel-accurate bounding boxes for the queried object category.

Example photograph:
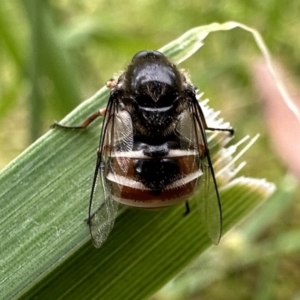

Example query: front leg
[50,108,106,130]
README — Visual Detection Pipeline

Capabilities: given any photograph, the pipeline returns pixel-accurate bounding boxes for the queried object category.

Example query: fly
[51,50,234,247]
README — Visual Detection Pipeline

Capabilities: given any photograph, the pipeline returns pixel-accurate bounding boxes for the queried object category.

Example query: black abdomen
[134,158,181,192]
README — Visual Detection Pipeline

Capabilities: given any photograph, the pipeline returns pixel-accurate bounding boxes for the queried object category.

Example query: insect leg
[206,126,234,136]
[184,201,190,215]
[50,108,106,130]
[195,102,234,135]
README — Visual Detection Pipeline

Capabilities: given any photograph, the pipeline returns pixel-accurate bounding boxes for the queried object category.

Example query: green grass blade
[20,179,274,300]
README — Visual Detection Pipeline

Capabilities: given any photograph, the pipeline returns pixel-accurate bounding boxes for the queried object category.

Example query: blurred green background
[1,0,300,299]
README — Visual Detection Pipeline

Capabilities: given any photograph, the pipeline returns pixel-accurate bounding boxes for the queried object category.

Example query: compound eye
[132,50,165,62]
[132,50,148,61]
[152,50,164,57]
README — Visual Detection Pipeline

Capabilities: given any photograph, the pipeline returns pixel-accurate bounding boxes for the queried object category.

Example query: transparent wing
[197,148,222,244]
[177,98,222,244]
[88,101,133,248]
[193,99,222,244]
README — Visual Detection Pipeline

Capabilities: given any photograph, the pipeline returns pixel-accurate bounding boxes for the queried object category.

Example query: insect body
[51,50,233,247]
